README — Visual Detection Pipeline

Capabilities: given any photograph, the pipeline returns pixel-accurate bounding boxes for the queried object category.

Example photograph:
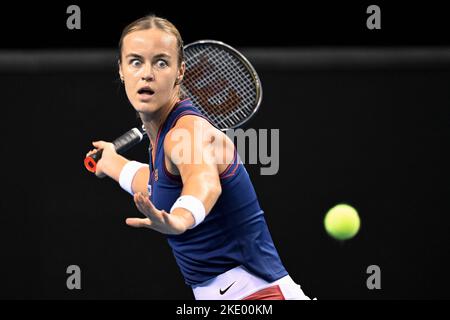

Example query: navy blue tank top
[148,99,288,286]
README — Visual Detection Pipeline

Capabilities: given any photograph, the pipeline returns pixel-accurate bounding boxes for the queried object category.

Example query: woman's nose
[141,63,154,81]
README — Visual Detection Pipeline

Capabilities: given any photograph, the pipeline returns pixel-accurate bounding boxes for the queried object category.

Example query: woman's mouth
[137,87,155,100]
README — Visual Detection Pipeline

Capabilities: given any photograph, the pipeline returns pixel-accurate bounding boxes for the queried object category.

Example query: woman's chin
[134,101,157,114]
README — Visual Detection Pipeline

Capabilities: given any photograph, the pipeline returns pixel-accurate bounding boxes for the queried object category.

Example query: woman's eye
[130,59,141,67]
[156,60,168,68]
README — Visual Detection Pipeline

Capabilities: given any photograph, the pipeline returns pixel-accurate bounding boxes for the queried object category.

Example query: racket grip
[84,150,103,173]
[84,126,147,173]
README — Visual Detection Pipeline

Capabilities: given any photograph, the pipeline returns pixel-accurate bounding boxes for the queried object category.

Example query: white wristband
[170,195,206,229]
[119,161,147,195]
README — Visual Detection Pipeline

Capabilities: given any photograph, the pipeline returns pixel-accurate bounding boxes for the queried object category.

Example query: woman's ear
[176,61,186,84]
[118,60,124,83]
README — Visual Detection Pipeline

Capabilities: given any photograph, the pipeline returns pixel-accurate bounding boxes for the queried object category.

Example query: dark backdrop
[0,2,449,300]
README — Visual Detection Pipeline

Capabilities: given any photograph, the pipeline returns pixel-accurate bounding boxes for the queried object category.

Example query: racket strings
[182,44,259,130]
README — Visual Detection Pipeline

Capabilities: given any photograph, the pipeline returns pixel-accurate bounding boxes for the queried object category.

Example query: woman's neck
[141,95,180,149]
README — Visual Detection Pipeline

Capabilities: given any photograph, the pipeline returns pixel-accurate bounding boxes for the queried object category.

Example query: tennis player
[86,15,312,300]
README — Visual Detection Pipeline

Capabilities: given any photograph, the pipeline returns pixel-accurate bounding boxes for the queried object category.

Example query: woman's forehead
[123,29,178,55]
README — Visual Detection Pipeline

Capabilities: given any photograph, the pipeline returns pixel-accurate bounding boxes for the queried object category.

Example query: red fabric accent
[219,148,237,179]
[162,158,182,183]
[241,285,285,300]
[169,111,213,130]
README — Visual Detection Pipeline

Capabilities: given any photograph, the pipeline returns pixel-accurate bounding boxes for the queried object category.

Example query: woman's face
[119,28,184,115]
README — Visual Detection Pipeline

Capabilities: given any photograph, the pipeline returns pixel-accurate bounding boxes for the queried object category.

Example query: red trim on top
[169,112,214,131]
[162,158,182,183]
[219,164,233,178]
[177,98,190,105]
[220,148,240,179]
[241,285,285,300]
[220,162,239,179]
[153,128,162,169]
[219,147,236,178]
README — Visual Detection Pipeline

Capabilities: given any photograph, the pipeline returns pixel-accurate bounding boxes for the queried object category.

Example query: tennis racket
[84,40,263,173]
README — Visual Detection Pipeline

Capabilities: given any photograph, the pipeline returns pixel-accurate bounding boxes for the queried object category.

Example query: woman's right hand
[85,141,117,178]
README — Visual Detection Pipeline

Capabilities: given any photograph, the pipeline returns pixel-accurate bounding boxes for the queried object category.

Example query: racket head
[182,40,263,131]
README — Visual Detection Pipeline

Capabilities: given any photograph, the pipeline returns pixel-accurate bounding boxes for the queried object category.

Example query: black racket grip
[84,126,147,173]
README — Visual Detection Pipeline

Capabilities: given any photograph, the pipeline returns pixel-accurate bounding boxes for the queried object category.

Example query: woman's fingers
[148,199,157,212]
[85,149,97,157]
[134,192,163,220]
[140,193,156,211]
[134,193,146,213]
[129,195,181,235]
[92,140,104,147]
[93,140,115,152]
[125,217,152,228]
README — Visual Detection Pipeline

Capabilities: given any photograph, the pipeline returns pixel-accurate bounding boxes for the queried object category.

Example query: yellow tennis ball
[324,204,360,240]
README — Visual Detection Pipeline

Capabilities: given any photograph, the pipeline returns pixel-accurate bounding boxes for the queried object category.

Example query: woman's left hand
[126,192,189,235]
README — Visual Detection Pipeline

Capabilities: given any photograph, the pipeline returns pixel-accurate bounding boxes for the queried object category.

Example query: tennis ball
[324,204,360,240]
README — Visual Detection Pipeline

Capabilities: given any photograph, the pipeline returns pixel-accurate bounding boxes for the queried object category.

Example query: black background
[2,2,450,48]
[0,2,449,300]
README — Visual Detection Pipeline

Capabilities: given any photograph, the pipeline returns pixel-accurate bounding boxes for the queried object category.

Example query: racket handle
[84,149,103,173]
[84,126,147,173]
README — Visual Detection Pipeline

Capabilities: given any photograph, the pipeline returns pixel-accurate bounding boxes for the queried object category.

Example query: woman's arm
[125,116,224,234]
[86,141,150,195]
[165,115,223,227]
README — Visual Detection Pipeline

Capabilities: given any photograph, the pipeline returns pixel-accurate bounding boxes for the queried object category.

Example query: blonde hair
[118,15,184,67]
